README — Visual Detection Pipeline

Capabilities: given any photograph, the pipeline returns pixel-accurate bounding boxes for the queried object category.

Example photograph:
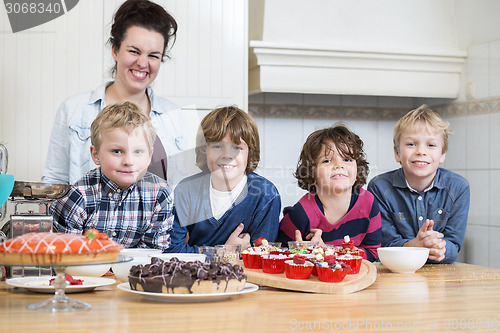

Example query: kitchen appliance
[4,180,70,277]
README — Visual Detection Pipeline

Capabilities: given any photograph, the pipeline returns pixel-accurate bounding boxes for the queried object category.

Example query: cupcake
[316,261,350,283]
[253,238,283,255]
[335,235,365,258]
[310,247,336,276]
[241,247,267,269]
[284,255,314,279]
[262,254,289,274]
[337,253,363,274]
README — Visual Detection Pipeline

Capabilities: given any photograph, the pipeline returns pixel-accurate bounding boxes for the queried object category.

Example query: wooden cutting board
[240,260,377,294]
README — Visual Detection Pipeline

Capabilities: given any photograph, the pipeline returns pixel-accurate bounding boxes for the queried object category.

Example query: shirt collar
[406,179,434,193]
[99,170,136,196]
[88,82,110,107]
[88,82,163,115]
[392,167,444,192]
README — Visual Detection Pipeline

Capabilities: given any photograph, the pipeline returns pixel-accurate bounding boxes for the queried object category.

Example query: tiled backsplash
[250,94,500,268]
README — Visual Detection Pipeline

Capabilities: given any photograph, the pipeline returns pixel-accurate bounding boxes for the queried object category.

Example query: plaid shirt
[51,168,174,250]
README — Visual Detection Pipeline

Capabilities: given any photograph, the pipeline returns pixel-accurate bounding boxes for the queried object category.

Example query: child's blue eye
[112,149,121,154]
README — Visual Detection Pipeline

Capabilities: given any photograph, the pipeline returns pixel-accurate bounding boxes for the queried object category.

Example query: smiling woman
[42,0,186,185]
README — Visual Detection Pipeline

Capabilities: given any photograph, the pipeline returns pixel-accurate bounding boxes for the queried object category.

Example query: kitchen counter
[1,263,499,333]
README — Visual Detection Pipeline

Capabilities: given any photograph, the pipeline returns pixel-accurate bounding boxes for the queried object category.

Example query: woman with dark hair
[43,0,185,184]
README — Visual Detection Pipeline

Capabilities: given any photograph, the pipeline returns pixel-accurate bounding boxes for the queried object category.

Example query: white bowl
[119,248,163,258]
[377,247,430,273]
[151,253,206,262]
[65,263,111,277]
[111,248,163,282]
[111,257,151,282]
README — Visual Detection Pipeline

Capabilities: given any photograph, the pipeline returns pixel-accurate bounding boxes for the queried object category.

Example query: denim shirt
[367,168,470,264]
[42,83,189,185]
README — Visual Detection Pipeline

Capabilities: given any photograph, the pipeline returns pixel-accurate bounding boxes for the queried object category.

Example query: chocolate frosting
[128,257,246,294]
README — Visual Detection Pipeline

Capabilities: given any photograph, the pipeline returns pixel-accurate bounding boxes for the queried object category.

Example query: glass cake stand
[3,255,132,312]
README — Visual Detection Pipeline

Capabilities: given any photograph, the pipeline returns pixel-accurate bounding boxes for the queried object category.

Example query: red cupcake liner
[335,248,364,258]
[262,255,287,274]
[241,253,262,269]
[338,256,363,274]
[284,260,313,279]
[316,265,348,283]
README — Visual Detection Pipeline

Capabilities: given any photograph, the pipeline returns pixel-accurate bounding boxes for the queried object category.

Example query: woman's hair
[393,104,452,154]
[295,124,369,191]
[91,101,156,152]
[195,106,260,174]
[109,0,178,74]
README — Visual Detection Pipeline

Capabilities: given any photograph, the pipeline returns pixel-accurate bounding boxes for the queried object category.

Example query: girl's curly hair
[294,124,369,191]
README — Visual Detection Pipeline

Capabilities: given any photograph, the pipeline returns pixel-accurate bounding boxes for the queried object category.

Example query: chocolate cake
[128,257,247,294]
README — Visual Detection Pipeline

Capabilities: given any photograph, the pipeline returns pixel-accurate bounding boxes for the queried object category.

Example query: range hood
[249,0,467,98]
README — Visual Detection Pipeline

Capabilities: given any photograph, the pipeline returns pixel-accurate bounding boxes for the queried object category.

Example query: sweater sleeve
[277,201,311,243]
[358,198,382,261]
[164,208,199,254]
[246,195,281,242]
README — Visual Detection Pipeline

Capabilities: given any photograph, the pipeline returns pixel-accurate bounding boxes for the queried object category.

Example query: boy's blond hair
[195,105,260,174]
[91,102,156,152]
[393,104,452,154]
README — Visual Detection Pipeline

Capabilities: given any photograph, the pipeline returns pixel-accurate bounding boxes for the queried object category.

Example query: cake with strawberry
[0,229,123,265]
[128,257,247,294]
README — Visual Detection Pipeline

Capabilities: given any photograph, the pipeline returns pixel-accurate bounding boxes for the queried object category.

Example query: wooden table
[1,263,499,333]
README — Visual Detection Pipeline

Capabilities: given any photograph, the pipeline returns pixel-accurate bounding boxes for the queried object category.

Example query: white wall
[437,40,500,268]
[250,37,500,268]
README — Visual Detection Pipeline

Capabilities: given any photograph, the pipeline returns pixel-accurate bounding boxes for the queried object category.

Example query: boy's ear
[90,145,101,166]
[394,149,401,164]
[439,151,446,164]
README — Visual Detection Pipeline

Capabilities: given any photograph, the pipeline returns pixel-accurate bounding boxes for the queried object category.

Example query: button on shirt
[51,168,174,250]
[367,167,470,264]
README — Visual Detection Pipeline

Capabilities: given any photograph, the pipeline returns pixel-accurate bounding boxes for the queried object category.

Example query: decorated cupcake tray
[240,259,377,294]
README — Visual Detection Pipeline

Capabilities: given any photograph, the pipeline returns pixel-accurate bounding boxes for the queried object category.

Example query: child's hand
[295,229,325,247]
[405,219,446,261]
[225,223,251,249]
